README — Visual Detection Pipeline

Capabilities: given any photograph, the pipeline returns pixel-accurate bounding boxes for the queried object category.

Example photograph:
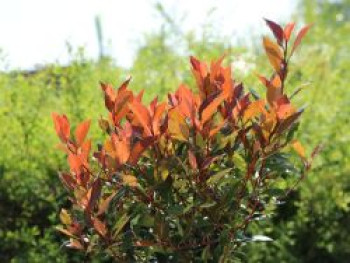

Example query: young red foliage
[52,20,317,261]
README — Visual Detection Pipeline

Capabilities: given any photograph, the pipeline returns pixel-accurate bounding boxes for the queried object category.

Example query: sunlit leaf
[113,213,130,238]
[292,140,306,160]
[201,91,227,124]
[284,22,295,41]
[263,37,283,72]
[97,191,118,216]
[75,119,90,146]
[92,218,107,237]
[128,100,152,136]
[122,174,138,187]
[52,112,70,142]
[206,168,232,185]
[243,99,266,122]
[291,24,313,56]
[59,209,72,225]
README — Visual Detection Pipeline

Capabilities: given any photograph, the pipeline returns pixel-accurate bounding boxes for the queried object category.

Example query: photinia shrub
[52,20,319,261]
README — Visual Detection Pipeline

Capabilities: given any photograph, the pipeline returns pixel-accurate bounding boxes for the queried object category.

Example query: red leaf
[113,89,133,125]
[135,90,144,102]
[284,22,295,41]
[117,76,131,94]
[177,84,195,119]
[128,100,152,136]
[100,82,116,112]
[150,97,158,116]
[152,102,166,136]
[68,154,83,181]
[188,150,198,169]
[201,91,227,124]
[80,139,91,162]
[128,140,149,165]
[92,218,107,237]
[264,18,284,45]
[59,172,77,190]
[190,56,201,71]
[75,120,91,146]
[210,55,225,82]
[52,113,70,143]
[86,179,102,213]
[291,24,313,56]
[109,133,130,165]
[97,191,118,216]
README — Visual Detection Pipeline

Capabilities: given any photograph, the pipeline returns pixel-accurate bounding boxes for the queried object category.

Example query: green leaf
[232,153,246,171]
[113,213,130,238]
[207,168,233,186]
[59,209,72,225]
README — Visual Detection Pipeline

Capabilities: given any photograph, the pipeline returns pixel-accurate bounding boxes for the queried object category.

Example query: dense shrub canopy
[52,20,317,261]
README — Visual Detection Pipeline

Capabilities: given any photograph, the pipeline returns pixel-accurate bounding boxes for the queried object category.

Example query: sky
[0,0,297,70]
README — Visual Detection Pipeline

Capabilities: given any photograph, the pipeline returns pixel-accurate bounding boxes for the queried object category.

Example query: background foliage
[0,0,349,261]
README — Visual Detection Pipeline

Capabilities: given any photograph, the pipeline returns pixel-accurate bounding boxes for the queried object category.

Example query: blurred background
[0,0,349,262]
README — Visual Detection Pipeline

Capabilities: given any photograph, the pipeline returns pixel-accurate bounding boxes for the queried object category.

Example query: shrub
[52,20,318,261]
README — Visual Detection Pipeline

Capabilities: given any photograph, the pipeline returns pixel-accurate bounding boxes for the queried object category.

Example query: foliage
[52,20,316,261]
[0,54,123,262]
[242,0,350,262]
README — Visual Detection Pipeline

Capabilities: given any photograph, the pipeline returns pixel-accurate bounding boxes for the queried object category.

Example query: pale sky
[0,0,297,70]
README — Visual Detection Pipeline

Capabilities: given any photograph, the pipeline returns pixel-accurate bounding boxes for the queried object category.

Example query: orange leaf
[284,22,295,41]
[177,84,195,119]
[188,150,197,169]
[122,174,138,187]
[68,154,82,177]
[210,55,225,82]
[292,140,306,160]
[268,75,282,106]
[52,113,70,142]
[135,89,144,102]
[67,239,84,250]
[115,138,130,165]
[243,100,266,122]
[209,120,226,138]
[97,191,118,216]
[275,96,295,120]
[113,89,133,124]
[109,133,130,165]
[100,82,116,112]
[168,108,189,141]
[75,119,91,146]
[128,138,153,165]
[263,37,283,72]
[92,218,107,237]
[291,24,313,56]
[80,139,91,162]
[128,100,152,136]
[152,102,166,136]
[257,74,282,106]
[201,91,227,124]
[117,76,131,94]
